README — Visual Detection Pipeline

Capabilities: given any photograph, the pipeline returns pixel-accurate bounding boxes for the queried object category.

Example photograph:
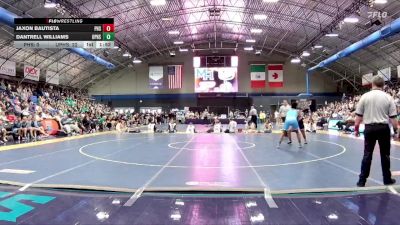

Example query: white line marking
[231,135,277,208]
[81,139,346,169]
[18,143,142,192]
[0,169,35,174]
[306,151,383,185]
[388,186,399,194]
[0,147,76,167]
[124,136,195,207]
[392,171,400,176]
[390,156,400,161]
[168,141,256,151]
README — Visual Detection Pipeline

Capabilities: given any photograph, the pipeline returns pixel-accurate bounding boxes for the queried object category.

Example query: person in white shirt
[148,121,156,133]
[274,110,280,123]
[116,120,127,133]
[213,119,222,133]
[168,119,177,133]
[228,119,237,133]
[186,122,196,133]
[279,100,291,123]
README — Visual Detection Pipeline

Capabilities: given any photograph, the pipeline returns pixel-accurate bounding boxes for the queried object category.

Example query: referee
[355,76,397,187]
[249,105,258,128]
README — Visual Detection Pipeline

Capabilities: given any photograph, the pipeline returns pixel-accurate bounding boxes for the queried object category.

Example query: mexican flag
[268,64,283,88]
[250,64,266,88]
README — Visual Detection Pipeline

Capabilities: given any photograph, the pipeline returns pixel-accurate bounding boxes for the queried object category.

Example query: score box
[102,32,115,41]
[103,24,114,32]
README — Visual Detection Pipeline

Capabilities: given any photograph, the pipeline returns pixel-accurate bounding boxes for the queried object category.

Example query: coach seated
[264,119,273,133]
[213,119,222,133]
[116,120,128,133]
[186,122,196,133]
[225,119,237,133]
[168,119,177,133]
[61,114,81,135]
[0,119,7,144]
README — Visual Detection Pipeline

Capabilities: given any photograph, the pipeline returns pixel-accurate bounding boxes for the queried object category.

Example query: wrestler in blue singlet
[283,108,299,131]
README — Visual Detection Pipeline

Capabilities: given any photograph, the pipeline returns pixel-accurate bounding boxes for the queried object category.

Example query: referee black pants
[360,124,392,182]
[251,115,257,128]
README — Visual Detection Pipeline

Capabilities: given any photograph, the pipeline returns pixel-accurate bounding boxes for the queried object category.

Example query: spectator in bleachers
[0,119,7,144]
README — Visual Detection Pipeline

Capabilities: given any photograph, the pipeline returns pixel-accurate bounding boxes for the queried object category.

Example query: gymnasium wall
[89,51,337,95]
[89,52,339,109]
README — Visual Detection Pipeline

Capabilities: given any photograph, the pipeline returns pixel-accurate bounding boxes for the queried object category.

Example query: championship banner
[267,64,283,87]
[250,64,266,88]
[24,65,40,81]
[149,66,164,89]
[377,67,391,81]
[398,65,400,78]
[0,58,16,77]
[362,73,373,86]
[46,70,59,85]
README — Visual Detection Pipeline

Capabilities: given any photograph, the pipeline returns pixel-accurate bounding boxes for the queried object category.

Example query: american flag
[168,65,183,89]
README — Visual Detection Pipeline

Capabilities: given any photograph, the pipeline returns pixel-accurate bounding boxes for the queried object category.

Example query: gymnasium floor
[0,131,400,224]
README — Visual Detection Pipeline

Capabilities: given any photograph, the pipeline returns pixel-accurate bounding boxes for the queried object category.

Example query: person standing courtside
[279,100,291,123]
[249,106,258,128]
[355,76,397,187]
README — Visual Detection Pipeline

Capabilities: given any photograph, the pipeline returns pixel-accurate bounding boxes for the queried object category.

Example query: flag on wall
[149,66,164,89]
[250,64,266,88]
[168,65,183,89]
[268,64,283,87]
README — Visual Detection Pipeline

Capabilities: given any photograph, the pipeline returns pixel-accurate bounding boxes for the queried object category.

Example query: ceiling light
[244,46,254,51]
[113,45,119,49]
[291,58,301,63]
[170,51,176,57]
[122,51,131,57]
[179,48,188,52]
[263,0,279,2]
[170,211,181,221]
[314,45,323,49]
[343,17,359,23]
[168,30,179,35]
[250,213,265,223]
[44,0,57,8]
[246,201,258,208]
[132,58,142,63]
[325,33,339,37]
[301,51,310,57]
[246,39,256,43]
[327,213,339,220]
[150,0,166,6]
[374,0,387,4]
[175,199,185,206]
[96,212,110,221]
[174,41,184,45]
[254,14,267,20]
[161,17,173,21]
[250,28,262,33]
[255,50,262,55]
